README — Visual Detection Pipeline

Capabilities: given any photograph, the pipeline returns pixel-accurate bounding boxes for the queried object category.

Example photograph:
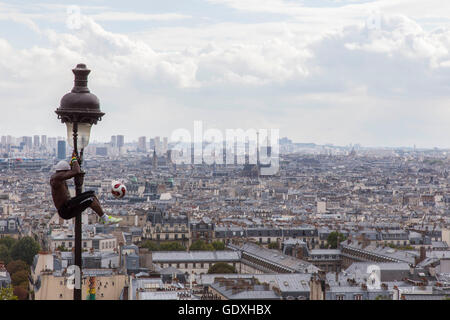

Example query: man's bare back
[50,155,82,210]
[50,175,72,210]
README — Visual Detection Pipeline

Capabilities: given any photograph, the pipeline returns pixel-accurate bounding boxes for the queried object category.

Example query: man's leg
[89,196,105,217]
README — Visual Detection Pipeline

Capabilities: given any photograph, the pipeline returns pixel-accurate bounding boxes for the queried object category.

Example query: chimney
[296,246,304,260]
[415,246,426,265]
[420,246,426,261]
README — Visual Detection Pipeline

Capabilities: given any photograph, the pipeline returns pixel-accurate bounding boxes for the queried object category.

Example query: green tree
[0,244,11,265]
[6,260,28,275]
[11,270,29,287]
[141,240,160,251]
[0,237,17,249]
[160,242,186,251]
[56,245,70,252]
[189,240,214,251]
[13,286,28,300]
[327,232,347,249]
[268,242,279,250]
[11,237,40,265]
[0,286,18,300]
[212,241,225,250]
[207,262,237,274]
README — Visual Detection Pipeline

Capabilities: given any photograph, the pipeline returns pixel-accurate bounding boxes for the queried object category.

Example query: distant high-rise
[110,136,117,148]
[48,137,57,150]
[57,140,66,160]
[41,135,47,147]
[163,137,168,154]
[117,135,124,149]
[33,135,40,148]
[154,136,161,155]
[23,136,32,149]
[138,136,147,152]
[149,138,155,150]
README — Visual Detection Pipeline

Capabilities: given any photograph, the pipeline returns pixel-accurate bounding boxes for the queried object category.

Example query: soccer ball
[111,181,126,199]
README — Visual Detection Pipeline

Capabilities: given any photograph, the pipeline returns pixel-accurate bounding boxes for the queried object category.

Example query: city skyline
[1,1,450,148]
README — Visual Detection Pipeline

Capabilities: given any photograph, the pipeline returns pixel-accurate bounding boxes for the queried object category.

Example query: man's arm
[53,153,83,182]
[53,161,82,181]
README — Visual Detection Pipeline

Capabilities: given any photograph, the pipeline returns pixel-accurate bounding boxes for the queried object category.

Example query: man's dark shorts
[58,190,96,220]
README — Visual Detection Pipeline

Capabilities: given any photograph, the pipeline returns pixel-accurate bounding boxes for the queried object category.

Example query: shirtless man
[50,151,122,225]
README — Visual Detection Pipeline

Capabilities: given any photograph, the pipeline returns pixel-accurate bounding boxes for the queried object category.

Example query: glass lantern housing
[66,122,92,149]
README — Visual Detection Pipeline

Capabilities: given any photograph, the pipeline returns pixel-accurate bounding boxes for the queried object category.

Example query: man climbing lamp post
[55,63,104,300]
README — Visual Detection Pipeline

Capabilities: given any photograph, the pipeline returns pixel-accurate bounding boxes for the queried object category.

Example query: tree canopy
[11,270,29,287]
[0,244,11,265]
[268,242,279,250]
[140,240,186,251]
[0,286,18,300]
[189,240,214,251]
[207,262,237,274]
[10,237,40,265]
[212,241,225,250]
[327,232,347,249]
[6,260,28,275]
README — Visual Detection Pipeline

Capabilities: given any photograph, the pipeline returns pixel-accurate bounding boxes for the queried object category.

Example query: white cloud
[90,12,192,22]
[1,4,450,147]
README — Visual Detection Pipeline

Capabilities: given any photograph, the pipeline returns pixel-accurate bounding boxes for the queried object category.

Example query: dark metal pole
[73,122,82,301]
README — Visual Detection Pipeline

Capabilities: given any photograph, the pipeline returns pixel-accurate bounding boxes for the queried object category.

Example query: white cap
[55,160,71,171]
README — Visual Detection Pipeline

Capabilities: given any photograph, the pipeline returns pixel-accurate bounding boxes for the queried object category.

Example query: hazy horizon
[1,1,450,149]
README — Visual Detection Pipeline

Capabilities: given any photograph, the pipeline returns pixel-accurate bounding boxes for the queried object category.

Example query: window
[354,295,362,300]
[68,242,72,247]
[83,242,87,248]
[336,295,344,300]
[201,263,204,268]
[185,263,188,268]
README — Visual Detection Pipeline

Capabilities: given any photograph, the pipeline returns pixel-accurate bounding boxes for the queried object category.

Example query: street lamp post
[55,64,104,300]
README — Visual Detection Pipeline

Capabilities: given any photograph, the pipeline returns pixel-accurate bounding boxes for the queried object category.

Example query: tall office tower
[138,136,147,152]
[110,135,117,148]
[33,135,40,148]
[41,135,47,147]
[149,138,155,150]
[0,136,6,150]
[22,136,32,150]
[57,140,66,160]
[154,136,161,155]
[163,137,168,154]
[48,137,57,150]
[6,136,12,145]
[117,135,124,149]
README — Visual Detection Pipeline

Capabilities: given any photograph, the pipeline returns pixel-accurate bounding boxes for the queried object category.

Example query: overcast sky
[1,0,450,148]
